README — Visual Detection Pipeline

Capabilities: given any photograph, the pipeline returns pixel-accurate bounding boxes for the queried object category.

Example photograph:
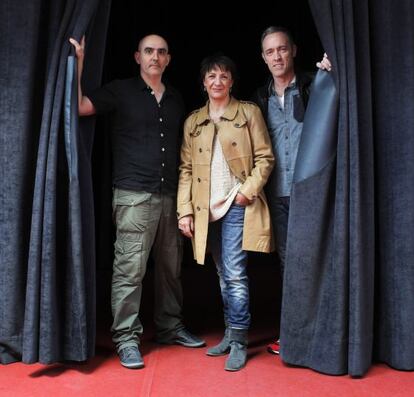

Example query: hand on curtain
[316,53,332,71]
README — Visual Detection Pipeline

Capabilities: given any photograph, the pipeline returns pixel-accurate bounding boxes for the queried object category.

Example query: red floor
[1,331,413,397]
[1,259,413,396]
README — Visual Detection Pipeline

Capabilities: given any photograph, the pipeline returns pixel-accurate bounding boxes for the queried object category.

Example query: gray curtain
[281,0,414,376]
[0,0,111,364]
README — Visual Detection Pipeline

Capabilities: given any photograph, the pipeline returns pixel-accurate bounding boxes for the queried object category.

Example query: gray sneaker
[156,328,206,348]
[118,346,144,369]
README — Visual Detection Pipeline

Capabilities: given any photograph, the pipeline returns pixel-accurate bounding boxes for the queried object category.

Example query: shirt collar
[135,75,173,97]
[135,75,149,91]
[268,75,297,96]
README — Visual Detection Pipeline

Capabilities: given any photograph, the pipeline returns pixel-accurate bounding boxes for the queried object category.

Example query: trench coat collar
[195,96,239,126]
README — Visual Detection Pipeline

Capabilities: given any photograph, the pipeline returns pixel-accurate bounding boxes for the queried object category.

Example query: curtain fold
[281,0,414,376]
[0,0,111,364]
[371,0,414,370]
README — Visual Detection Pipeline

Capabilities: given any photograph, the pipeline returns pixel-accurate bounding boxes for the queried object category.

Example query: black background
[102,1,322,108]
[93,0,323,332]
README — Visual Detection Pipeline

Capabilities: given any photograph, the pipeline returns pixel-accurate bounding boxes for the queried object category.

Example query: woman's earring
[203,87,206,92]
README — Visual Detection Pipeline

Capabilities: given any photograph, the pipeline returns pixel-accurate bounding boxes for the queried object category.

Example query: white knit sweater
[209,133,241,222]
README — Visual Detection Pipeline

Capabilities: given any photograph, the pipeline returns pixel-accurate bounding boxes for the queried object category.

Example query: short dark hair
[260,26,296,49]
[199,54,239,97]
[200,54,238,83]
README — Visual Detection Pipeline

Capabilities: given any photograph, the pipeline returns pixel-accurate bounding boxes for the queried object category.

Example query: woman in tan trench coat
[177,54,274,371]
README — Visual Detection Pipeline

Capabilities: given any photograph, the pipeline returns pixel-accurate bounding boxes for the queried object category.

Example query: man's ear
[134,51,140,64]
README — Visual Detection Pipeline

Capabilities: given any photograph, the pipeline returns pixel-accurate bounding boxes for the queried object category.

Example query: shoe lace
[122,347,137,359]
[178,329,192,338]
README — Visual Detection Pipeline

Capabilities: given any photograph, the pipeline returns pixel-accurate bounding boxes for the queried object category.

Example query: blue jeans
[208,204,250,330]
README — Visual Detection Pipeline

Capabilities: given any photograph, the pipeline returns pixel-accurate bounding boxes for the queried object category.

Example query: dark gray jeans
[269,196,290,277]
[111,189,184,351]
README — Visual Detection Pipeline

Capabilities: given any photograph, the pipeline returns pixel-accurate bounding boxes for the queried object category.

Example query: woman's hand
[178,215,194,238]
[234,192,253,206]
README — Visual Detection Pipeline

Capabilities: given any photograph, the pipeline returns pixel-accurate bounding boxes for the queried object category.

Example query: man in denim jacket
[252,26,331,355]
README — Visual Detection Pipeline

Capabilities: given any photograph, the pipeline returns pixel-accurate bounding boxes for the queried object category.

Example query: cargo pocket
[115,239,142,255]
[113,189,151,207]
[114,239,144,281]
[113,190,152,234]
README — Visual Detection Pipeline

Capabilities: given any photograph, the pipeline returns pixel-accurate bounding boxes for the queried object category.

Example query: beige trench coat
[177,97,275,264]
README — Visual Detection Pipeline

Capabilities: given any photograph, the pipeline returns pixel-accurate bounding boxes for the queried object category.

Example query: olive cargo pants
[111,189,184,351]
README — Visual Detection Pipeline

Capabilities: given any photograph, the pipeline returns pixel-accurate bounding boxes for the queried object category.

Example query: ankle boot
[206,328,230,356]
[224,328,248,371]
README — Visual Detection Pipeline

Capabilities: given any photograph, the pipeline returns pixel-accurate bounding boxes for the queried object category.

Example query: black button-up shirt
[88,76,185,195]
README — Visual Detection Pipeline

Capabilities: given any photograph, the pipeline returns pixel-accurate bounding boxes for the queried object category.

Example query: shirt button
[196,206,201,211]
[232,142,237,146]
[199,148,203,153]
[285,152,289,155]
[162,163,165,167]
[285,136,288,140]
[286,168,290,171]
[161,177,164,182]
[160,133,164,137]
[161,147,165,152]
[197,177,201,182]
[159,118,163,122]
